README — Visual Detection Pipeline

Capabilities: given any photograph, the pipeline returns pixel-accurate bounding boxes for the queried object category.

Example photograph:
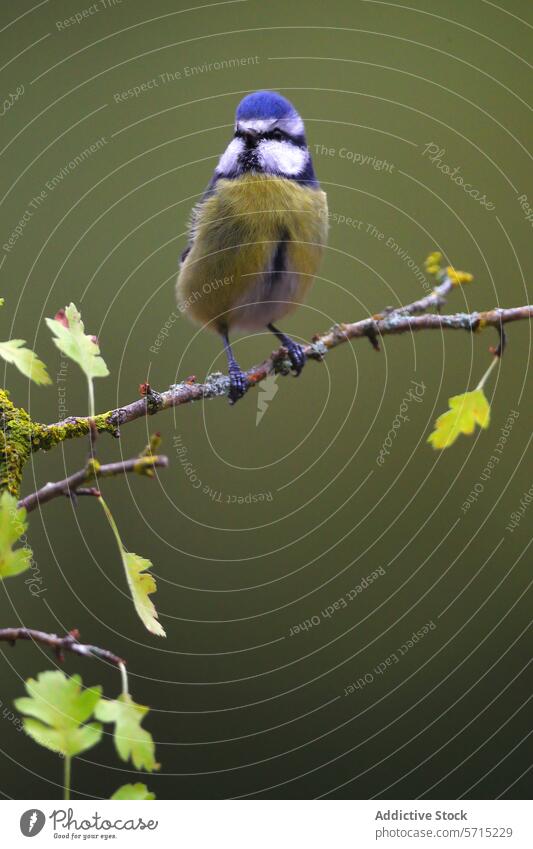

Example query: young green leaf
[46,303,108,416]
[96,694,159,772]
[14,671,103,757]
[99,498,166,637]
[111,783,155,800]
[0,339,51,385]
[0,492,32,579]
[46,304,108,379]
[428,388,490,450]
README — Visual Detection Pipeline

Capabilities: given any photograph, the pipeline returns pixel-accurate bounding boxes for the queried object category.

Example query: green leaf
[14,671,103,757]
[0,339,51,385]
[0,492,32,579]
[99,498,166,637]
[96,694,159,772]
[46,304,108,380]
[111,783,155,800]
[22,717,102,756]
[428,388,491,450]
[46,303,108,416]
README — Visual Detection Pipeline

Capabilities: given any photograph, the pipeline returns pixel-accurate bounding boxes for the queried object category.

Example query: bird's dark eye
[271,128,285,141]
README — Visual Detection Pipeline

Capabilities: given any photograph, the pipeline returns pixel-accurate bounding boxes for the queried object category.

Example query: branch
[0,627,125,667]
[18,453,169,513]
[38,300,532,441]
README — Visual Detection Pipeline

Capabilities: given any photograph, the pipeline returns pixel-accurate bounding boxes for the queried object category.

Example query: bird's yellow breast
[176,174,328,331]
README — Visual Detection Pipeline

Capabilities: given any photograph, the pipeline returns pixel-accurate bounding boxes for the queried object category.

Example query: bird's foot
[268,324,306,376]
[283,340,306,376]
[228,364,248,405]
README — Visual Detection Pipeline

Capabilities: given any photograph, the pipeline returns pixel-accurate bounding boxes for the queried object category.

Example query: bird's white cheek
[217,138,244,174]
[280,116,305,136]
[258,141,307,176]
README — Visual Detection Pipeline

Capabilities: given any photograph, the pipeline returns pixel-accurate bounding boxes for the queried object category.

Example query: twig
[18,454,168,513]
[0,628,125,667]
[377,274,454,316]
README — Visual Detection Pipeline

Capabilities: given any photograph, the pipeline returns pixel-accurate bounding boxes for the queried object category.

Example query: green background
[1,0,531,800]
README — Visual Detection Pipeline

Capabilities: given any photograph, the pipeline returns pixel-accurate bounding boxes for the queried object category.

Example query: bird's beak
[242,129,259,147]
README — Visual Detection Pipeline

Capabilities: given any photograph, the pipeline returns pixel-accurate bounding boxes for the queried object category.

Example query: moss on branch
[0,389,33,496]
[0,390,117,497]
[30,411,117,451]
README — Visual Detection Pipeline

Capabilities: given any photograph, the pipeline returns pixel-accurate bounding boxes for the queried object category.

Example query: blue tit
[176,90,328,403]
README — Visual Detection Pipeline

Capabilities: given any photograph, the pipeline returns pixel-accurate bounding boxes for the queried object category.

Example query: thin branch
[38,302,532,440]
[18,453,169,513]
[377,273,454,316]
[0,628,125,667]
[24,273,530,448]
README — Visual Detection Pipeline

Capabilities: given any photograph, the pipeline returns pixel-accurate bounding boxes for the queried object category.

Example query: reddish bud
[54,308,68,327]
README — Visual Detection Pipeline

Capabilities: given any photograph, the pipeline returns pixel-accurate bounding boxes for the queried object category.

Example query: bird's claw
[285,342,306,376]
[228,366,247,404]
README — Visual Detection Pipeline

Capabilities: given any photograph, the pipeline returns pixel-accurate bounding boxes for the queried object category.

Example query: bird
[176,90,328,403]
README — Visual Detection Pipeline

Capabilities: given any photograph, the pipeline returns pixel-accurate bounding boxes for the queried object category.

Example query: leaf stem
[64,754,72,801]
[119,662,129,698]
[88,378,95,420]
[98,495,121,550]
[476,356,499,391]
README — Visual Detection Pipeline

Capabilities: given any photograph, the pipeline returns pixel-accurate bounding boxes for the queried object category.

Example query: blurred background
[0,0,531,800]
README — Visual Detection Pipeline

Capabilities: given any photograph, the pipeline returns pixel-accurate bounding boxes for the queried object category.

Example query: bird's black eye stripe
[266,128,287,141]
[265,130,307,147]
[233,128,290,141]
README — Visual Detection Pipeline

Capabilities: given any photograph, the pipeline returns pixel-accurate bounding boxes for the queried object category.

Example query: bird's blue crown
[236,91,298,123]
